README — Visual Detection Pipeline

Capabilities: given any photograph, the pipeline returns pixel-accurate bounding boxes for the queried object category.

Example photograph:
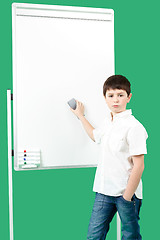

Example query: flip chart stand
[8,2,120,238]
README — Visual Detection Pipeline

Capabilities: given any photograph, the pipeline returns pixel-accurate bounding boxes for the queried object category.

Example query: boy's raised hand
[70,100,85,119]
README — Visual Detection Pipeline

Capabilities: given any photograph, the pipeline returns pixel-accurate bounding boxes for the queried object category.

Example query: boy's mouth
[113,105,119,107]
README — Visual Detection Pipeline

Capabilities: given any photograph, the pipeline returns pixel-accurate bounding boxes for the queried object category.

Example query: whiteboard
[12,3,115,170]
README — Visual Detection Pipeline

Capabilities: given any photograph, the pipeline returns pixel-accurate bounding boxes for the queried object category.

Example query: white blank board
[12,3,115,170]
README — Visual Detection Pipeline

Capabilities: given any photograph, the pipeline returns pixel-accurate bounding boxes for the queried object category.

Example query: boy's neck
[110,109,127,121]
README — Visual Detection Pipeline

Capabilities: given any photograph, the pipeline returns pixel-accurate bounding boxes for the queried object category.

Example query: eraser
[67,98,77,110]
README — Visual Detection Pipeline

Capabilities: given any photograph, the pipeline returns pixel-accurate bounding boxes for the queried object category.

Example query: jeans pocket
[121,195,134,204]
[92,193,104,212]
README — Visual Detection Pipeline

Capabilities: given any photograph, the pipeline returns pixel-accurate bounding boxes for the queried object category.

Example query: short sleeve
[127,124,148,156]
[93,119,106,144]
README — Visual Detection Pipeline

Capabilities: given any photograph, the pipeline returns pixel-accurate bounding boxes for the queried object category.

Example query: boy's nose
[113,98,119,102]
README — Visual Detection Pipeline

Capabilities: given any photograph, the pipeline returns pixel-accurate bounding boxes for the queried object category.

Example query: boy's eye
[108,94,123,97]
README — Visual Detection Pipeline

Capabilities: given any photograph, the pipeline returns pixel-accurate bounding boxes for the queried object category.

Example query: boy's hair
[103,75,131,97]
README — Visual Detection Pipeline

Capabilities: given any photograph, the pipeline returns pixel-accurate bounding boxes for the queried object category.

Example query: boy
[70,75,148,240]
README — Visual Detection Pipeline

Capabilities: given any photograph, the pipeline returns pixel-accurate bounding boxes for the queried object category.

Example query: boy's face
[104,89,132,115]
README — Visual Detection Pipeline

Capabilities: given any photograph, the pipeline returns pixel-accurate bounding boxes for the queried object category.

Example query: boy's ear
[127,93,132,103]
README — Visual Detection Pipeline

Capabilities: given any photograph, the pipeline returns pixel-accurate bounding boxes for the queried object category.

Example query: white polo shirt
[93,109,148,199]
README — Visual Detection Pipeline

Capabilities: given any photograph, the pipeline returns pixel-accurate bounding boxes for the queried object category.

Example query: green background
[0,0,158,239]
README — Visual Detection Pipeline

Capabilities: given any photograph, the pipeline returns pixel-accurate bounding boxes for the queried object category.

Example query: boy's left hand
[123,195,131,202]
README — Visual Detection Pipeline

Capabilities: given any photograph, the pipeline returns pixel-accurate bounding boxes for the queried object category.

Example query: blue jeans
[87,192,142,240]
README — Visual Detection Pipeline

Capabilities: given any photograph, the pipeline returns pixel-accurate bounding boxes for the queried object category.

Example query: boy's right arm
[79,115,95,142]
[69,100,95,142]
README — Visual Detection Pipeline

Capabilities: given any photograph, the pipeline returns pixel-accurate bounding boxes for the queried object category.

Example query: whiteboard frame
[12,2,115,171]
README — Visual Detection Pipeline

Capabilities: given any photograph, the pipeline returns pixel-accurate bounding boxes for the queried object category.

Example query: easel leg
[7,90,14,240]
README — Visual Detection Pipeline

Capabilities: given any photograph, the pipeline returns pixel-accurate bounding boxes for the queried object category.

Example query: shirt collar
[109,109,132,121]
